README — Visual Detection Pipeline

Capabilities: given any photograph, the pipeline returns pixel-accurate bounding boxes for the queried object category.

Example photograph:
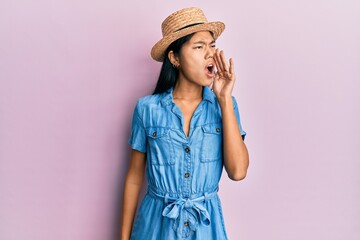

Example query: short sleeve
[232,96,247,141]
[127,100,147,153]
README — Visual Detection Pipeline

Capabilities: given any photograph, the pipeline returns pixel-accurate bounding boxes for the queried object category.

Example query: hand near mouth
[212,48,236,101]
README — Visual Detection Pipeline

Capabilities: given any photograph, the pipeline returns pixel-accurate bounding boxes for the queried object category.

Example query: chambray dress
[128,86,246,240]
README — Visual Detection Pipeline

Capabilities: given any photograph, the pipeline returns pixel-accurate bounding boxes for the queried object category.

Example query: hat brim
[151,21,225,62]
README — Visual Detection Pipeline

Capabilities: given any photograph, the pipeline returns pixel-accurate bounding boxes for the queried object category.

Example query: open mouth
[206,63,214,74]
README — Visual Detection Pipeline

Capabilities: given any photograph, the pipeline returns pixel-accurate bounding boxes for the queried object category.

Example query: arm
[219,97,249,181]
[120,149,146,240]
[213,48,249,181]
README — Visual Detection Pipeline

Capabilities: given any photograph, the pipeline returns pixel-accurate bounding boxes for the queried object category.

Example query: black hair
[152,33,195,95]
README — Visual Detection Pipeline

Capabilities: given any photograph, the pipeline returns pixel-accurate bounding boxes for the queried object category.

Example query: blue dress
[128,86,247,240]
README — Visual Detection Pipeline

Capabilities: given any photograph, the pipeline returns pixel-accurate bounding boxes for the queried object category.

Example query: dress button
[185,147,190,153]
[184,172,190,178]
[184,221,189,226]
[152,131,157,137]
[216,127,221,132]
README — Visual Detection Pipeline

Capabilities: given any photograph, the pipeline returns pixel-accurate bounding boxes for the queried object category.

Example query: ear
[168,50,180,66]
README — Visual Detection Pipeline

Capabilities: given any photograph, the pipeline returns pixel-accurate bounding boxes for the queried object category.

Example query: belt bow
[162,195,211,228]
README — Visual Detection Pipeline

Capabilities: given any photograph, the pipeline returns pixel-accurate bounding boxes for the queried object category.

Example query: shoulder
[136,92,164,106]
[134,92,165,112]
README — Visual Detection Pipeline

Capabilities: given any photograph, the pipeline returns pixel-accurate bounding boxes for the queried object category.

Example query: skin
[120,31,249,240]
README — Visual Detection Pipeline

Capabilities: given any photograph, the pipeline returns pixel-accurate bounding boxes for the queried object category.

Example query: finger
[219,50,229,72]
[217,50,225,72]
[213,48,219,68]
[213,49,222,74]
[229,58,234,75]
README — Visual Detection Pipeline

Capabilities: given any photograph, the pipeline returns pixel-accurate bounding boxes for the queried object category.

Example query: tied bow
[162,195,211,233]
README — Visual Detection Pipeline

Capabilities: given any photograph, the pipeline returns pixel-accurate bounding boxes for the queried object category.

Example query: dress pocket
[200,123,223,162]
[146,127,175,166]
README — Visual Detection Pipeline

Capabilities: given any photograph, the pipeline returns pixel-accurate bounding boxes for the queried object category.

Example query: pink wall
[1,0,359,239]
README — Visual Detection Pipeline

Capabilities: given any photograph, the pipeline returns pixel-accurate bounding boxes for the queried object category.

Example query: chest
[173,100,202,138]
[142,100,222,140]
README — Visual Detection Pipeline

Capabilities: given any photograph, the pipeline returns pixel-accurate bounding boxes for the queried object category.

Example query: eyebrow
[192,40,216,45]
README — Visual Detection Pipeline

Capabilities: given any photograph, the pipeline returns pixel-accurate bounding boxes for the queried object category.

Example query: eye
[195,46,202,49]
[211,44,216,48]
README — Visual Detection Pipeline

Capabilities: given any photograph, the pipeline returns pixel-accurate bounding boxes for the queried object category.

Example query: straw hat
[151,7,225,62]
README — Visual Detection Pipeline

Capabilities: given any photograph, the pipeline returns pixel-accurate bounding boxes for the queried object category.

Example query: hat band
[174,22,204,32]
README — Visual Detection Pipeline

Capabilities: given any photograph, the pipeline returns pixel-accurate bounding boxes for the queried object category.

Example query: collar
[160,85,215,106]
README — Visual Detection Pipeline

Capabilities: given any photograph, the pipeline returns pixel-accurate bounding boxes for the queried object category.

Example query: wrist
[217,96,233,107]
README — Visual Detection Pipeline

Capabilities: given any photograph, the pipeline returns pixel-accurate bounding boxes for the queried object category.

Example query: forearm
[219,96,249,181]
[120,174,144,239]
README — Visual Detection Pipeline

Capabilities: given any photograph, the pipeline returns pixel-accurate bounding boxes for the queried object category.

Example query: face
[171,31,216,87]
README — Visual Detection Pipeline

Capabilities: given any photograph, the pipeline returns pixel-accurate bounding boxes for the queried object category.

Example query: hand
[212,48,236,100]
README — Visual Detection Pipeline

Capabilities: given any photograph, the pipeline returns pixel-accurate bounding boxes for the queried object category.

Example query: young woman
[121,7,249,240]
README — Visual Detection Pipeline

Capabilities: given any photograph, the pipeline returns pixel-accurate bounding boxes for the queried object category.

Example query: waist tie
[147,186,218,235]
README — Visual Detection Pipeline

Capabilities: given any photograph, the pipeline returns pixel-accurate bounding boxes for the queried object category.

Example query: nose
[205,46,214,59]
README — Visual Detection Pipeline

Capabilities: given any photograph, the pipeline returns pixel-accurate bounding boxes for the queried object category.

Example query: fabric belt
[147,185,218,236]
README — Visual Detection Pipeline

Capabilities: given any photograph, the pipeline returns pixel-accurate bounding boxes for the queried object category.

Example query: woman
[121,7,249,240]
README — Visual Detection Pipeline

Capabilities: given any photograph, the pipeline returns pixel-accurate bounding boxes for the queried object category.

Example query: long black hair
[152,33,195,95]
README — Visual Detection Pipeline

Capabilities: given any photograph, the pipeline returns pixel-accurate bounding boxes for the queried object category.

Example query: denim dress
[128,86,247,240]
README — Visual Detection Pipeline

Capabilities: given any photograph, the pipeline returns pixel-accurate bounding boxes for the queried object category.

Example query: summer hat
[151,7,225,62]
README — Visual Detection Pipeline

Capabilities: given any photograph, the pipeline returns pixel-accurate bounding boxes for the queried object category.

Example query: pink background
[1,0,359,239]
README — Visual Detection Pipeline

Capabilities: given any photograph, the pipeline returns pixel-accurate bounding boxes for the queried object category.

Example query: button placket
[182,145,191,198]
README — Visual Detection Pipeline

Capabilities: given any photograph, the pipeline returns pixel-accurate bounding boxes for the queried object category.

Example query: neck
[173,80,203,101]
